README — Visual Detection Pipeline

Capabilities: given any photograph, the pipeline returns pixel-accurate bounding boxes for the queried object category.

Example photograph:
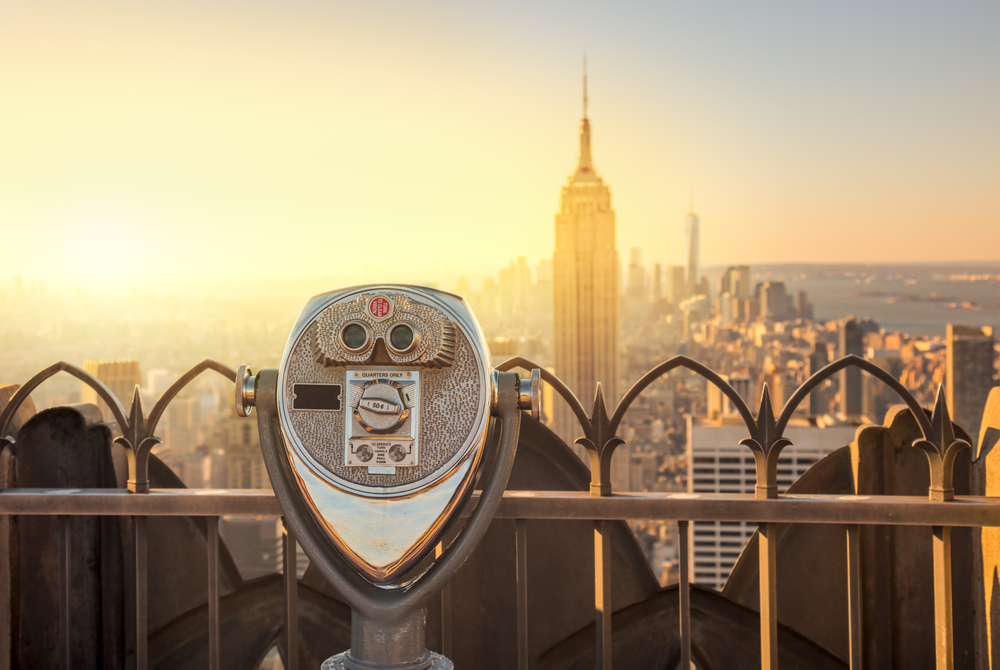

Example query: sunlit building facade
[552,80,619,449]
[684,209,700,294]
[81,358,141,421]
[686,415,859,590]
[947,324,996,446]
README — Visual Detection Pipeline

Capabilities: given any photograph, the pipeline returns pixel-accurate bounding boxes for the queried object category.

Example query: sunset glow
[2,1,998,293]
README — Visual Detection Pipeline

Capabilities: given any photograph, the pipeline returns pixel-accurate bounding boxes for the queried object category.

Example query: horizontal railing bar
[0,489,280,516]
[493,491,1000,526]
[0,489,998,527]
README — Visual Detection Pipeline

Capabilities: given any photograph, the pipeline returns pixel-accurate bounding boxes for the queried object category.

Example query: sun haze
[2,1,998,293]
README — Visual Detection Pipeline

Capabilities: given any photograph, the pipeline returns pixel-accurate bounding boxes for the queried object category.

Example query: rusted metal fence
[0,354,998,669]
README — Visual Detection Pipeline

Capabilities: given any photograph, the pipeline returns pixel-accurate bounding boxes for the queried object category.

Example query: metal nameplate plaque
[345,368,419,473]
[291,383,343,411]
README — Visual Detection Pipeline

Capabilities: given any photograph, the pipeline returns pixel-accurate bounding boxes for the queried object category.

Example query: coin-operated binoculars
[236,285,539,669]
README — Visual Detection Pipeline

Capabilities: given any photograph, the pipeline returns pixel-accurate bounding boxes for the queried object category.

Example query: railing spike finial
[758,382,774,425]
[127,385,145,436]
[912,383,970,502]
[591,382,608,426]
[573,380,625,497]
[740,382,792,500]
[930,383,956,448]
[116,384,161,494]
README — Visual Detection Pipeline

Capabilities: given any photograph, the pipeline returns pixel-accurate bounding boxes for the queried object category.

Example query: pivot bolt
[518,368,542,421]
[236,365,256,417]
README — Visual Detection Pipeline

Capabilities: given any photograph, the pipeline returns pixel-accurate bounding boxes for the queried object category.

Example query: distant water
[748,265,1000,338]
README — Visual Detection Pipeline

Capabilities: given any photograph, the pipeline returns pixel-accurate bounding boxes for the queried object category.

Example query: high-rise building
[498,257,531,319]
[706,374,754,419]
[808,342,831,415]
[686,414,859,589]
[839,318,865,417]
[760,282,790,321]
[947,325,996,445]
[666,266,687,304]
[717,271,732,299]
[145,369,176,397]
[717,266,750,301]
[553,68,619,449]
[81,359,141,421]
[732,266,751,301]
[626,248,646,301]
[165,395,202,460]
[684,204,700,293]
[862,348,904,425]
[226,406,269,489]
[797,290,814,320]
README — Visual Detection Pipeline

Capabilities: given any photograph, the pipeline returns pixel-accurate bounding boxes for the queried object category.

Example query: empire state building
[552,73,619,449]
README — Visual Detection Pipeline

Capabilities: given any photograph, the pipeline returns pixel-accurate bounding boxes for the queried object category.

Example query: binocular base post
[322,651,453,670]
[321,608,453,670]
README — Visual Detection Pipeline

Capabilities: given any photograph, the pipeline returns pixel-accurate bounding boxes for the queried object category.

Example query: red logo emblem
[368,296,392,319]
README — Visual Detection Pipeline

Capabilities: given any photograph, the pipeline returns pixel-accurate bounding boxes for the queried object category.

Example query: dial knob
[354,381,408,433]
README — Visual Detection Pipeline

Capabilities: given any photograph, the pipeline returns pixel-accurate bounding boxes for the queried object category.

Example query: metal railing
[0,354,998,670]
[1,488,997,669]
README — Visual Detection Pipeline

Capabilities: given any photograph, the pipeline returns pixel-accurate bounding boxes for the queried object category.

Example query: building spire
[574,53,595,179]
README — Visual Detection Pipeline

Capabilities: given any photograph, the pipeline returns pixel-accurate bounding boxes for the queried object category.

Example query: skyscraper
[666,266,687,304]
[839,318,864,417]
[684,200,700,293]
[808,341,831,415]
[626,248,646,301]
[947,325,996,445]
[687,414,858,589]
[553,66,619,449]
[81,359,141,421]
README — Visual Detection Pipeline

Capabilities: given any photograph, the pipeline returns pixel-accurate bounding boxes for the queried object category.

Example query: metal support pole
[846,525,862,670]
[134,516,148,670]
[435,542,453,660]
[678,520,691,670]
[932,525,954,670]
[349,608,430,668]
[58,515,71,669]
[207,516,220,670]
[516,519,529,670]
[594,519,612,670]
[758,522,778,670]
[283,519,299,670]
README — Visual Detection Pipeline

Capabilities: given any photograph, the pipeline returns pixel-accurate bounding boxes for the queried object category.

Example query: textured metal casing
[275,285,494,583]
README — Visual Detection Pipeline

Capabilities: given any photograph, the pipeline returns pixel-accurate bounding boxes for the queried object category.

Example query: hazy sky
[2,1,998,292]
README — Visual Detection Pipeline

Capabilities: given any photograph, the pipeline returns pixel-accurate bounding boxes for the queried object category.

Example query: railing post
[516,518,529,670]
[58,515,71,669]
[846,524,862,670]
[932,525,954,670]
[207,516,220,670]
[759,522,778,670]
[678,520,691,670]
[134,515,148,670]
[594,519,612,670]
[283,519,298,670]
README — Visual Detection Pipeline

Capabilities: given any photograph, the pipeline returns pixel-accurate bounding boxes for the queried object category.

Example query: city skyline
[3,2,1000,294]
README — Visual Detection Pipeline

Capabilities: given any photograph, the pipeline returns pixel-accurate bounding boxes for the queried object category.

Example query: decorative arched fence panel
[0,355,991,670]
